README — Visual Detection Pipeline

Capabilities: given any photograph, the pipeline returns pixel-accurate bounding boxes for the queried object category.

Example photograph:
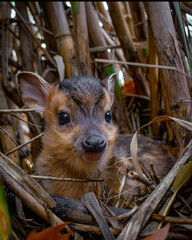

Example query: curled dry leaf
[130,115,192,175]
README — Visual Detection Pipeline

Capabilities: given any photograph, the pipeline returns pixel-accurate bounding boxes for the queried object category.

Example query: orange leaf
[27,222,73,240]
[121,79,135,95]
[143,223,170,240]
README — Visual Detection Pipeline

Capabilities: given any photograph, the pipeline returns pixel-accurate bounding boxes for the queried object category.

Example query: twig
[150,162,160,185]
[152,213,192,224]
[0,127,18,146]
[94,58,192,79]
[31,175,104,182]
[122,93,150,101]
[69,223,120,235]
[5,132,44,156]
[11,113,43,128]
[0,108,35,113]
[127,170,155,189]
[89,44,120,52]
[106,205,138,221]
[0,127,33,165]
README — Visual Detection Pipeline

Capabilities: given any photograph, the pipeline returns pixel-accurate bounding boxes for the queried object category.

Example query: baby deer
[18,72,175,200]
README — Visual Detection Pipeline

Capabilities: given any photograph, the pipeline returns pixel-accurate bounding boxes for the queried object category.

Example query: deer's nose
[82,134,106,152]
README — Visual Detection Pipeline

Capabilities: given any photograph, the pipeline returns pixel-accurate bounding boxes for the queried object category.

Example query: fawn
[18,72,175,200]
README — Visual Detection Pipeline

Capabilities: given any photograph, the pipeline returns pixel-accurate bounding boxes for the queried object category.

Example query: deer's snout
[82,134,106,153]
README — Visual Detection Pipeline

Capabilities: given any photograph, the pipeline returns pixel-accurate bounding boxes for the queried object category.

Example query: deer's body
[18,72,175,200]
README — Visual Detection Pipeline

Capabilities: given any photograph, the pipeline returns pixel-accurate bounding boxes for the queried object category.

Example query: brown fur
[18,72,176,200]
[35,83,118,199]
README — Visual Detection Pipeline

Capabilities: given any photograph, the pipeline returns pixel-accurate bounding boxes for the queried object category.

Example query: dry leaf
[53,55,65,82]
[121,79,135,95]
[143,223,170,240]
[27,222,73,240]
[130,115,192,175]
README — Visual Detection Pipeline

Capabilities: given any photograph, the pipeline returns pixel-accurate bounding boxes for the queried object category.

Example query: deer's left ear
[103,73,116,106]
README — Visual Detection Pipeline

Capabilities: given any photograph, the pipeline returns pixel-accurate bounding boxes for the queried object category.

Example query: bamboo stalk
[146,2,192,147]
[44,2,78,77]
[72,2,93,76]
[148,23,160,136]
[96,2,112,32]
[10,2,56,68]
[85,1,110,74]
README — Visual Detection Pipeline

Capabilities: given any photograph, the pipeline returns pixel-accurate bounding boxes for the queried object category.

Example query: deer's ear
[17,71,52,112]
[103,73,116,106]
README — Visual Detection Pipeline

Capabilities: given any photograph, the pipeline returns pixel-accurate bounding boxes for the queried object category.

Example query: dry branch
[95,58,192,78]
[31,175,104,182]
[0,108,35,113]
[51,195,129,225]
[152,213,192,224]
[0,151,54,207]
[69,223,120,235]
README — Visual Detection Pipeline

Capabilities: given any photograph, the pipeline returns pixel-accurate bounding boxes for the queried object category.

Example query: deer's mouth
[83,152,104,161]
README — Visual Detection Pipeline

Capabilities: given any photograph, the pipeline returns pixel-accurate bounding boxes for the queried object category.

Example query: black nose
[82,135,106,152]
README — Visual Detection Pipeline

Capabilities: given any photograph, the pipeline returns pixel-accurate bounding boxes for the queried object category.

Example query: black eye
[58,112,70,125]
[105,111,112,123]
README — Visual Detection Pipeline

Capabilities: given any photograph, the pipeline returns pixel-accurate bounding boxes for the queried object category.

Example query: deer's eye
[105,111,112,123]
[58,112,70,125]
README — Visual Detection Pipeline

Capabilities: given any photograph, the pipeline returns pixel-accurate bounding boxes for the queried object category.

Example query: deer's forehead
[46,86,110,114]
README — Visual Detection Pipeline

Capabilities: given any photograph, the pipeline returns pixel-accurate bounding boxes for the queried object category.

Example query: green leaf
[103,64,123,102]
[173,161,192,192]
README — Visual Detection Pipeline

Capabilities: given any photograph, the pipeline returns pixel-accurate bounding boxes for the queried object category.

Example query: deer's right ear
[17,71,52,112]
